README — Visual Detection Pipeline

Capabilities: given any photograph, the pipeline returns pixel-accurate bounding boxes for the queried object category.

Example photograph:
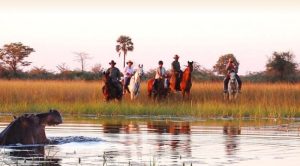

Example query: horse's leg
[187,90,191,100]
[182,90,185,100]
[130,91,134,100]
[148,91,152,98]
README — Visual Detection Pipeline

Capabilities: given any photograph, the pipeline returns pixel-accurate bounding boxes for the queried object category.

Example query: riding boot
[175,73,181,91]
[152,79,158,93]
[235,74,242,92]
[223,77,229,93]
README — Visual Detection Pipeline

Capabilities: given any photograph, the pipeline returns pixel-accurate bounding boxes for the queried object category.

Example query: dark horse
[0,109,62,145]
[147,77,169,100]
[170,61,194,99]
[102,72,123,102]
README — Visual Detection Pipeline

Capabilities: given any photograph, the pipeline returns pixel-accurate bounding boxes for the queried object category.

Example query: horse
[128,64,144,100]
[147,76,169,100]
[102,72,123,102]
[224,71,239,101]
[170,61,194,99]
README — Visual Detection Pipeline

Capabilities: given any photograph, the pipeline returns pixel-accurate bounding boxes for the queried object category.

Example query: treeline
[0,67,103,80]
[0,42,299,82]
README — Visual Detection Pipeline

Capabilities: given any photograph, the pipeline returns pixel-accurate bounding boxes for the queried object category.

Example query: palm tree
[116,35,134,68]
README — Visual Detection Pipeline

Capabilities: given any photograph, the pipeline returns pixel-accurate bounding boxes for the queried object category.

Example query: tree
[0,42,34,73]
[28,66,54,79]
[266,51,298,81]
[116,35,134,68]
[73,52,91,72]
[193,61,220,81]
[56,63,70,74]
[213,54,239,75]
[91,63,103,73]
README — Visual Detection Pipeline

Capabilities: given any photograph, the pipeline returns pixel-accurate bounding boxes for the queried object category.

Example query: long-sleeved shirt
[171,60,181,72]
[123,66,135,78]
[226,62,239,73]
[106,67,121,80]
[155,67,167,79]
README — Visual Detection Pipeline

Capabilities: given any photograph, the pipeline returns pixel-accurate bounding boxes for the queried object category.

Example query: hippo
[0,109,62,145]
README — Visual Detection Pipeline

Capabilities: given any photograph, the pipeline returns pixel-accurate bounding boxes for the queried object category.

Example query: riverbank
[0,80,299,118]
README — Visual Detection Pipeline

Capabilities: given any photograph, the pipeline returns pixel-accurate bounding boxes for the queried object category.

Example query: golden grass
[0,80,299,118]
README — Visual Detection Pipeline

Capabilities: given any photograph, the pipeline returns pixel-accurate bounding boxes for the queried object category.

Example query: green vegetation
[0,80,299,119]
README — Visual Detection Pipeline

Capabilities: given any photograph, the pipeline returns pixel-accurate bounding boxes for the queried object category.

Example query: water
[1,117,300,165]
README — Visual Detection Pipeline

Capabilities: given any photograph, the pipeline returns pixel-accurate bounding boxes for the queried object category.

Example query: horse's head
[229,71,237,88]
[136,64,144,77]
[187,61,194,72]
[102,71,112,85]
[229,70,236,81]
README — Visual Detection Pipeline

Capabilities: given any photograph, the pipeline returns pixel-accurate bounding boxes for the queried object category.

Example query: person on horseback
[153,60,167,93]
[123,60,134,94]
[172,54,182,91]
[106,60,122,96]
[223,58,242,93]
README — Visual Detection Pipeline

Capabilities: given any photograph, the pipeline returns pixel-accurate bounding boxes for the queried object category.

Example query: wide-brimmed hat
[173,54,180,59]
[126,60,133,64]
[109,60,116,65]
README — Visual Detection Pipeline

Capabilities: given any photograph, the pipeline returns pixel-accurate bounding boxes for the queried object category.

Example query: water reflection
[1,118,300,165]
[1,145,61,165]
[147,121,190,135]
[102,121,140,134]
[223,123,241,156]
[147,121,192,161]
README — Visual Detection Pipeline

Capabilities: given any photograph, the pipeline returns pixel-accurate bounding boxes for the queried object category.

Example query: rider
[223,58,242,93]
[172,54,182,91]
[106,60,122,95]
[123,60,134,94]
[153,60,167,93]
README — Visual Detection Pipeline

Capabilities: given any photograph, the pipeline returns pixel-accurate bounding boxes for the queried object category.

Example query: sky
[0,0,300,74]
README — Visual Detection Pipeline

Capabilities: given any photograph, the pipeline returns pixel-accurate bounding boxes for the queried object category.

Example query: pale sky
[0,0,300,74]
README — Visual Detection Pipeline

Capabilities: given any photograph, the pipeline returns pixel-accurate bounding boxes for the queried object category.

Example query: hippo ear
[49,109,53,113]
[13,115,17,120]
[141,64,143,68]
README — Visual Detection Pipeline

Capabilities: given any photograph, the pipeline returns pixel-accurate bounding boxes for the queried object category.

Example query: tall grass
[0,80,299,118]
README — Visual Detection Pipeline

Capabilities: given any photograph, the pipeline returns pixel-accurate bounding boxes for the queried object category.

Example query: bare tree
[73,52,91,72]
[56,63,70,74]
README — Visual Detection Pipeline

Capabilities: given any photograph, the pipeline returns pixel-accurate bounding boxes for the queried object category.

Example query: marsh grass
[0,80,299,118]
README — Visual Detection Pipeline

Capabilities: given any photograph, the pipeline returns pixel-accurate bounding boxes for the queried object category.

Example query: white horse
[227,71,239,101]
[128,64,144,100]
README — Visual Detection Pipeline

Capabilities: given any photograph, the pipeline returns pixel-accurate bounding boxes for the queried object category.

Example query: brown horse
[170,61,193,99]
[147,77,169,100]
[102,72,123,102]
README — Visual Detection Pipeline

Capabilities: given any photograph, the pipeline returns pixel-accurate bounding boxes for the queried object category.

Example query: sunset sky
[0,0,299,74]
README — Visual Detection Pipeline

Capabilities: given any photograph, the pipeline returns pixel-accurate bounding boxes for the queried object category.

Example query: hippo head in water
[36,109,63,126]
[0,109,63,145]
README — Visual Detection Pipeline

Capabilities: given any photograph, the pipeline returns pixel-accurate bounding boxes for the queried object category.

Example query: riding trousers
[174,71,182,90]
[124,77,131,88]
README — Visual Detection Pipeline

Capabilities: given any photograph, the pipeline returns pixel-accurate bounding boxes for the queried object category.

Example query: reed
[0,80,299,118]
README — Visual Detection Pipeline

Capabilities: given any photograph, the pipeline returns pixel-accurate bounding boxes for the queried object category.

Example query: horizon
[1,0,300,74]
